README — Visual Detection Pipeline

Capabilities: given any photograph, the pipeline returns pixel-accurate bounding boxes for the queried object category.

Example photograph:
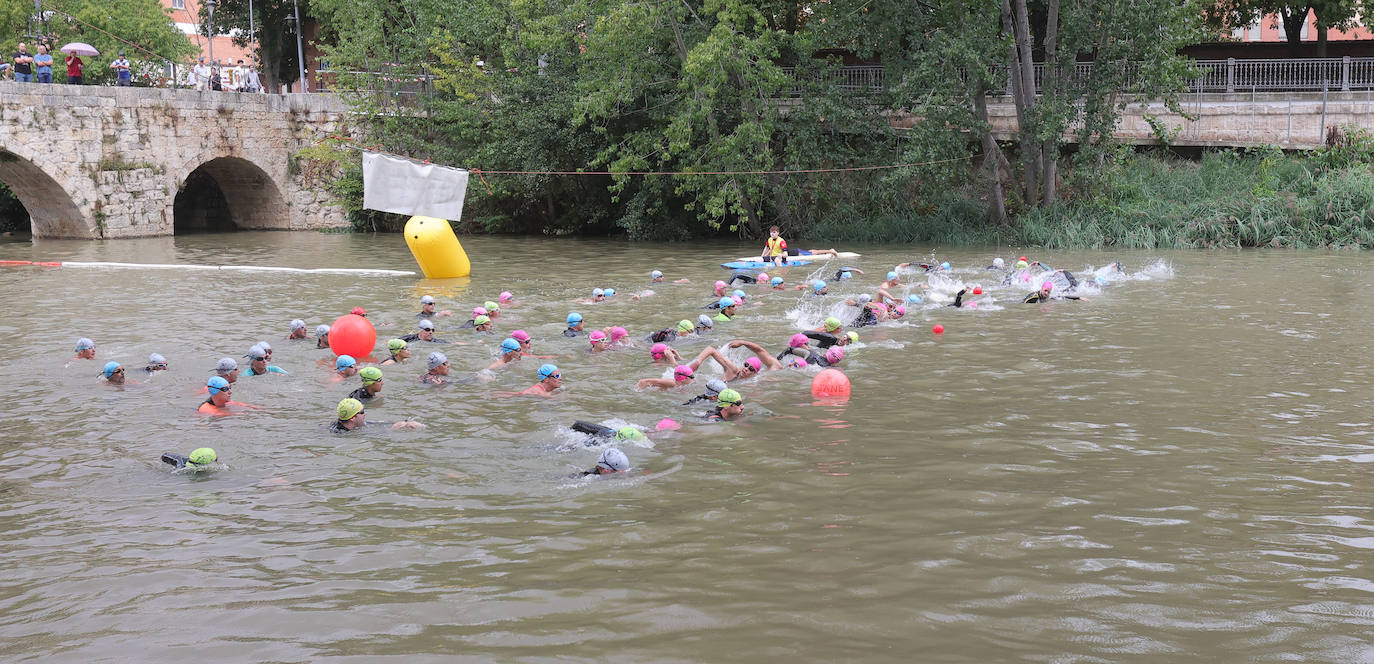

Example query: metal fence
[787,57,1374,95]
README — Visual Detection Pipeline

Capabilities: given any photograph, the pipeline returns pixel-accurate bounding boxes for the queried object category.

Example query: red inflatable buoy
[811,368,851,399]
[972,287,983,295]
[932,324,945,334]
[330,313,376,359]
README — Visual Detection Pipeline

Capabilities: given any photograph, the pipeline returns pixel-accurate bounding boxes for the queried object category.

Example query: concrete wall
[0,82,351,238]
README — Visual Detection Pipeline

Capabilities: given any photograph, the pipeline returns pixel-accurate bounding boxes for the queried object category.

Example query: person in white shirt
[191,56,210,91]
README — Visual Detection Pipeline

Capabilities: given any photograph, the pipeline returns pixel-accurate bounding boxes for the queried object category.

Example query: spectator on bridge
[0,60,9,80]
[65,52,82,85]
[243,60,262,93]
[33,44,53,83]
[12,43,33,83]
[210,66,222,91]
[110,52,132,87]
[190,56,210,91]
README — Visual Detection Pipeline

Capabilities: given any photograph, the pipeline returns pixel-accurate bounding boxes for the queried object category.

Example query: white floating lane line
[57,261,416,276]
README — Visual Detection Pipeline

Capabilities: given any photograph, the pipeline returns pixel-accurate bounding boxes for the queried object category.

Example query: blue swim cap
[887,271,898,281]
[74,337,94,351]
[651,270,663,278]
[839,271,852,279]
[941,261,951,270]
[813,280,827,292]
[500,338,520,353]
[732,289,746,299]
[335,355,357,370]
[538,363,559,379]
[207,376,229,394]
[605,287,616,297]
[718,296,735,308]
[771,276,783,286]
[567,312,583,325]
[102,361,120,377]
[1094,275,1108,285]
[907,294,922,304]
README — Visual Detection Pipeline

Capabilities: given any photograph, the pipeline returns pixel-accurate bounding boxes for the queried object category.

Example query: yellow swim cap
[337,398,364,420]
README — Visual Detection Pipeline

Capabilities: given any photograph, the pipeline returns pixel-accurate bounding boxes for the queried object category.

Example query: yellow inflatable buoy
[404,216,471,279]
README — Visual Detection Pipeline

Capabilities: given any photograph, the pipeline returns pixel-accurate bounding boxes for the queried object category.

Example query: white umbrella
[59,42,99,56]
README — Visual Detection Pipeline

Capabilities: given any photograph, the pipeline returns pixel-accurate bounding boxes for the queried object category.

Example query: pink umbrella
[59,42,100,56]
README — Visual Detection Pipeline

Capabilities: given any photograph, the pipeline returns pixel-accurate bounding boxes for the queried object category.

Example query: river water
[0,232,1371,662]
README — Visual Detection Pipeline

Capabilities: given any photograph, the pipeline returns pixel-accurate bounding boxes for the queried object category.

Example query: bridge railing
[784,57,1374,95]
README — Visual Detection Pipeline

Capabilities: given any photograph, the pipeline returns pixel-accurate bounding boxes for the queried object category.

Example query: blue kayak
[722,260,816,270]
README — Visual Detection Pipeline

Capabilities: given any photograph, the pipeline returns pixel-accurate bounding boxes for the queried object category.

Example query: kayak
[730,251,861,263]
[722,260,816,270]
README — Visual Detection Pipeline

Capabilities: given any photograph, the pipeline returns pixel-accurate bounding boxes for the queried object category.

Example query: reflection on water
[1,233,1372,662]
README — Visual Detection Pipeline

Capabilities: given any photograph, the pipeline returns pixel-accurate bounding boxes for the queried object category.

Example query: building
[160,0,252,67]
[1230,11,1372,42]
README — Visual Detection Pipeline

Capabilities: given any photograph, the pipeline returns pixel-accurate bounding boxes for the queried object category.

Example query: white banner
[362,151,469,220]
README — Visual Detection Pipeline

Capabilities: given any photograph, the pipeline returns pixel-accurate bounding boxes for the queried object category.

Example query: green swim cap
[484,300,499,311]
[337,398,364,420]
[717,389,743,406]
[387,338,407,352]
[615,426,647,442]
[847,331,859,343]
[188,447,217,465]
[474,315,491,325]
[824,317,842,332]
[676,319,694,333]
[359,367,383,384]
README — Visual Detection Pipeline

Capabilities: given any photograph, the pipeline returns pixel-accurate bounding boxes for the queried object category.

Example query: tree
[1204,1,1360,57]
[0,0,197,84]
[189,0,312,91]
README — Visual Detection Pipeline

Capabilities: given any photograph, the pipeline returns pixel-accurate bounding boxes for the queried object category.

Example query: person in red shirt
[65,53,82,85]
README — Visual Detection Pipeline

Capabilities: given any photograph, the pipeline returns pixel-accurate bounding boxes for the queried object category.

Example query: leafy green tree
[184,0,310,91]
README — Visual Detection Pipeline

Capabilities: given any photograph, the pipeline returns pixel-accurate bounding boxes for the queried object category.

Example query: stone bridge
[0,82,350,238]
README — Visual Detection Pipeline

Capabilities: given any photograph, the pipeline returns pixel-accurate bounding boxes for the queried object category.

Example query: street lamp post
[291,0,307,92]
[206,0,218,72]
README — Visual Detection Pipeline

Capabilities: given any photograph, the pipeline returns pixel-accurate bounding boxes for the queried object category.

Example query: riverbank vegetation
[304,0,1374,248]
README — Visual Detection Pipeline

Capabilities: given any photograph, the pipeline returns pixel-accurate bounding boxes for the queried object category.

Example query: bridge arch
[175,156,289,233]
[0,149,91,238]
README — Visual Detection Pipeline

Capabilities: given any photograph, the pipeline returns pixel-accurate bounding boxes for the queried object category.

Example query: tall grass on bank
[805,148,1374,249]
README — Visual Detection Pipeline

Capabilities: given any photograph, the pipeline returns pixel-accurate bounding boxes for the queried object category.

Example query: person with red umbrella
[59,42,97,85]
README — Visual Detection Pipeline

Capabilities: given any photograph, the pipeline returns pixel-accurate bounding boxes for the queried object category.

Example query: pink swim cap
[744,357,762,371]
[589,330,607,343]
[789,333,809,348]
[473,307,488,316]
[825,347,844,363]
[499,291,514,302]
[895,305,906,316]
[655,418,681,431]
[674,365,694,380]
[511,329,530,342]
[650,343,668,358]
[610,326,628,341]
[757,272,769,282]
[1042,281,1054,291]
[793,358,808,368]
[732,295,743,305]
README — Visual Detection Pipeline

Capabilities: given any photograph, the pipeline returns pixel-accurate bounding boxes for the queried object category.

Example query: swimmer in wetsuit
[243,345,288,376]
[705,389,746,421]
[726,272,758,286]
[582,448,631,476]
[684,378,729,405]
[402,319,451,344]
[347,367,384,402]
[315,325,331,349]
[287,319,309,340]
[1023,281,1083,303]
[569,423,648,445]
[145,353,168,373]
[421,352,451,384]
[564,312,586,337]
[161,447,217,471]
[714,299,739,322]
[379,338,410,366]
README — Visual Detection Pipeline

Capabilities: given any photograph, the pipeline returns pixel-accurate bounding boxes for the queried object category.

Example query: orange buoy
[932,324,945,334]
[329,313,377,360]
[810,368,851,399]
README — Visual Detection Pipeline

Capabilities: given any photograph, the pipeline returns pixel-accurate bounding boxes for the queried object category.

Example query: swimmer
[770,276,785,290]
[695,315,714,334]
[714,298,739,322]
[417,294,453,318]
[462,307,488,327]
[315,324,331,349]
[806,279,828,296]
[331,397,423,432]
[335,355,359,380]
[348,367,385,401]
[683,378,729,405]
[800,329,858,349]
[472,315,494,334]
[487,338,523,370]
[705,388,745,421]
[948,287,980,308]
[636,364,694,390]
[987,257,1005,271]
[814,317,844,336]
[518,364,563,396]
[256,341,274,361]
[564,312,585,337]
[380,338,410,365]
[73,337,96,361]
[647,319,693,344]
[483,301,501,319]
[651,269,665,283]
[588,329,611,352]
[649,343,682,365]
[721,339,785,378]
[844,294,882,327]
[351,307,368,318]
[727,272,758,286]
[287,319,309,340]
[575,288,607,304]
[714,280,728,297]
[402,319,450,343]
[100,361,125,385]
[499,291,516,307]
[569,422,648,444]
[198,376,258,415]
[784,345,845,367]
[604,288,616,299]
[582,448,630,476]
[145,353,168,373]
[1022,281,1081,303]
[421,352,451,384]
[1015,256,1029,269]
[244,345,288,376]
[161,447,217,471]
[214,357,240,384]
[609,326,631,346]
[881,270,901,289]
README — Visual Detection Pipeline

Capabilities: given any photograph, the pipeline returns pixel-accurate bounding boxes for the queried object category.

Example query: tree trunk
[972,83,1008,224]
[1279,7,1311,58]
[1038,0,1060,206]
[1002,0,1038,205]
[1316,21,1329,58]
